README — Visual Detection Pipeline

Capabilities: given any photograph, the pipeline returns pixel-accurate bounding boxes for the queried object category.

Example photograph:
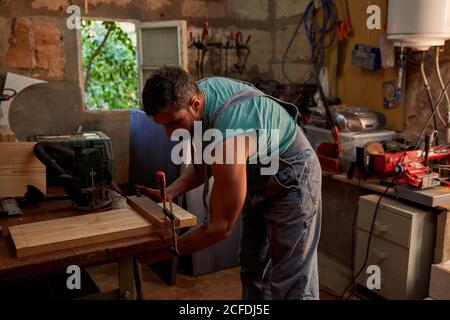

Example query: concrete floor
[86,252,358,300]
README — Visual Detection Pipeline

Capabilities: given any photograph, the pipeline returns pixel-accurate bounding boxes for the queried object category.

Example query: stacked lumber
[0,142,46,198]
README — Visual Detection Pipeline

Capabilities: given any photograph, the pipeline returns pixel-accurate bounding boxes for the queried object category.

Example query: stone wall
[404,47,450,143]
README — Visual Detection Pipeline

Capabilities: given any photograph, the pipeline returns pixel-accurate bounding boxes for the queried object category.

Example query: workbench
[0,190,175,300]
[320,173,450,269]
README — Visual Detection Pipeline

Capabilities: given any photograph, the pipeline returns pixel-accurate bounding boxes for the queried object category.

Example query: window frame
[137,20,188,109]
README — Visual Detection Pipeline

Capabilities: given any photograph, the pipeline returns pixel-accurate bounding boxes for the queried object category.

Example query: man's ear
[190,95,201,112]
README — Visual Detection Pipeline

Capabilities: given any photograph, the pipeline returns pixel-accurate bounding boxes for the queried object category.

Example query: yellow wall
[327,0,404,131]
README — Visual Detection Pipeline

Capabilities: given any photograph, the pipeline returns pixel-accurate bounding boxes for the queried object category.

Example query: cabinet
[355,195,436,299]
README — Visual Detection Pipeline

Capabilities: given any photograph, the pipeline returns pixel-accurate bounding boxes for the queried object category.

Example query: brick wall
[0,0,313,83]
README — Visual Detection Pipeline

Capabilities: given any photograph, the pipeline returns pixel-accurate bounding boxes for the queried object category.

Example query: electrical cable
[435,47,450,123]
[281,0,338,84]
[340,184,392,300]
[420,52,440,136]
[435,46,450,145]
[104,185,127,201]
[415,77,450,149]
[347,201,360,299]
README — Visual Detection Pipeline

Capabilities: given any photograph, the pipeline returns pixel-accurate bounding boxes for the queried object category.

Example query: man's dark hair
[142,66,198,116]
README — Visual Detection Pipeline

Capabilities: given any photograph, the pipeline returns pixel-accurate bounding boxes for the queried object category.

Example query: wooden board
[0,142,46,198]
[0,125,16,142]
[9,205,197,258]
[0,126,16,142]
[127,195,196,229]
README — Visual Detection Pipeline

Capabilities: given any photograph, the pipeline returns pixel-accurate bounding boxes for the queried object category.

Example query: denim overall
[200,80,322,300]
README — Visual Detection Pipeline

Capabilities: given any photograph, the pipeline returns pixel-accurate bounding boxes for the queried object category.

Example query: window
[81,20,138,110]
[80,20,188,111]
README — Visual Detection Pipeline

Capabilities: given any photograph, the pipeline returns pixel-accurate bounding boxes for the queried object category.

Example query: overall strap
[209,87,266,128]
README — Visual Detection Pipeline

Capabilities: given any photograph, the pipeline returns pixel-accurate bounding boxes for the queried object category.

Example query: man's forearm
[167,164,206,198]
[176,165,246,256]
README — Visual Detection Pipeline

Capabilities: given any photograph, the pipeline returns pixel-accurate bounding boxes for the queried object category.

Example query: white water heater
[388,0,450,50]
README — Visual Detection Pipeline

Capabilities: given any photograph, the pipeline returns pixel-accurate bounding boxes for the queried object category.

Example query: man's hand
[134,184,170,203]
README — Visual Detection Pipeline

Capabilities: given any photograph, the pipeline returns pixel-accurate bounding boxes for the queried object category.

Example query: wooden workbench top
[0,190,183,282]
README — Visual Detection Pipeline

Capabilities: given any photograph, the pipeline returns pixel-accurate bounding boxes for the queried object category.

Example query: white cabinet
[355,195,436,299]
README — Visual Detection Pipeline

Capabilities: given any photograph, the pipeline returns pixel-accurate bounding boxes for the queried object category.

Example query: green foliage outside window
[81,20,138,110]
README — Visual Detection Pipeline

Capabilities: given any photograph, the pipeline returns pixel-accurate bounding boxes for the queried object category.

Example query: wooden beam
[0,142,46,198]
[9,205,197,258]
[127,195,196,229]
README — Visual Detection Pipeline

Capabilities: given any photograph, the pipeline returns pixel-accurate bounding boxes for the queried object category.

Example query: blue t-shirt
[198,77,297,160]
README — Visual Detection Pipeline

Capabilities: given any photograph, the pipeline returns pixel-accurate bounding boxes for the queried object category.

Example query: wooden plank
[10,208,152,258]
[0,142,46,198]
[0,126,6,142]
[159,201,197,228]
[127,195,196,229]
[0,125,16,142]
[9,206,196,258]
[127,195,169,229]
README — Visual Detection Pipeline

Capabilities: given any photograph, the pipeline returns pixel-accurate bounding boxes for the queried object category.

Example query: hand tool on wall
[199,22,210,79]
[156,171,179,256]
[336,21,349,78]
[342,0,352,36]
[333,0,352,95]
[234,32,251,76]
[224,31,233,77]
[333,20,349,96]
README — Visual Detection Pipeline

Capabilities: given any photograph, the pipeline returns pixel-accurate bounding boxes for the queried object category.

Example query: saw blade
[363,141,385,172]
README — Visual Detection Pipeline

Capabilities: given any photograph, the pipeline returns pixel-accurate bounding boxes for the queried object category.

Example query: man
[135,66,322,300]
